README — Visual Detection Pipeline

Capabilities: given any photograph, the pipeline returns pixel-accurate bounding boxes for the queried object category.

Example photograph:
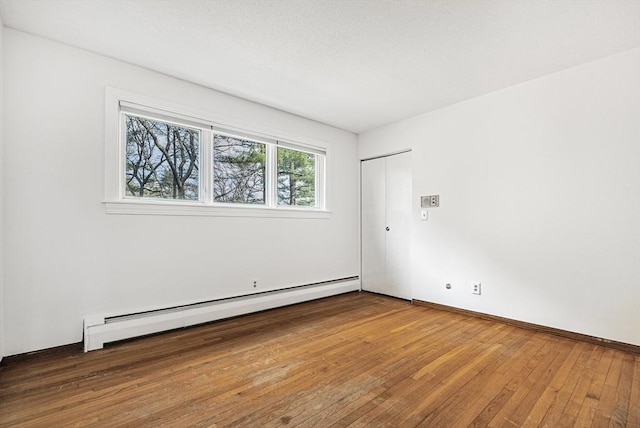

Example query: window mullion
[202,128,213,205]
[321,154,327,209]
[266,144,277,207]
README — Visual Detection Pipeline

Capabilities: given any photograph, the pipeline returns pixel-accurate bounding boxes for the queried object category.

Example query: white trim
[104,200,331,218]
[201,128,213,204]
[111,88,329,151]
[276,140,325,156]
[266,143,277,207]
[105,87,330,217]
[360,148,412,162]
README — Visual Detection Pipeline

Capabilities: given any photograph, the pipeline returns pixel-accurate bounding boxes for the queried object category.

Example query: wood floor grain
[1,291,638,427]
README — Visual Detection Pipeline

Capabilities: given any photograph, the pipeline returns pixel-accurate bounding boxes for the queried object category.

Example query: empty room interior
[0,0,639,426]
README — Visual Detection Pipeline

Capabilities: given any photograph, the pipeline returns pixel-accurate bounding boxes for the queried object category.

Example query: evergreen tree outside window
[277,147,316,207]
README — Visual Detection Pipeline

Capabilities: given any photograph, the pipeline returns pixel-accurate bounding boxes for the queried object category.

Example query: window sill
[104,201,331,219]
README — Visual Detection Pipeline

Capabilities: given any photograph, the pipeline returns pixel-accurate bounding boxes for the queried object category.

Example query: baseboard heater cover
[83,278,360,352]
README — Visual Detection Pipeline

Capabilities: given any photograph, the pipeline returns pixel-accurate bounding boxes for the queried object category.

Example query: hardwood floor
[1,291,638,427]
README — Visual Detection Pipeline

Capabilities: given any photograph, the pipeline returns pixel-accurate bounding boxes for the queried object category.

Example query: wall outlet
[253,280,257,288]
[472,282,481,295]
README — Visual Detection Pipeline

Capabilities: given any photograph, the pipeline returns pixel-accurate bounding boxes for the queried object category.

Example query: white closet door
[384,152,412,299]
[361,152,412,300]
[361,157,387,295]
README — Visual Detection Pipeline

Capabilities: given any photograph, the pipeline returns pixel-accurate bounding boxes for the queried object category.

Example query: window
[125,114,200,200]
[213,135,266,204]
[105,88,328,217]
[277,146,317,207]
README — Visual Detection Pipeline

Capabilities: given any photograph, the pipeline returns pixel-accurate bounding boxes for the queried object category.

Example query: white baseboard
[84,279,360,352]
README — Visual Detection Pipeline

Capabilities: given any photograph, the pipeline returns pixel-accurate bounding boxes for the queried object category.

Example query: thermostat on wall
[421,195,439,208]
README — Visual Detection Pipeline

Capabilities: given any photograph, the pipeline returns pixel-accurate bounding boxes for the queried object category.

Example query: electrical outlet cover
[472,282,481,295]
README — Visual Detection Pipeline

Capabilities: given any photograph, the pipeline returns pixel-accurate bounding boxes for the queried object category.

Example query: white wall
[0,18,5,361]
[2,29,360,356]
[359,48,640,346]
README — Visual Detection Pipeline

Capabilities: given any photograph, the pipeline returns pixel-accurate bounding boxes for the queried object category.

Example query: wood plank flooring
[1,291,638,427]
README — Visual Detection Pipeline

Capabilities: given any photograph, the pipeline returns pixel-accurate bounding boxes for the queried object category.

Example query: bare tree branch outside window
[125,115,200,200]
[213,135,266,204]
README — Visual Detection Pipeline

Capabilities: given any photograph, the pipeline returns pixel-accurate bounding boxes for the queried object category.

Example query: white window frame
[104,87,330,218]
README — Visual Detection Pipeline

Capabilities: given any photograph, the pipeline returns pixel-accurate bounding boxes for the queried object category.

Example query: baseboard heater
[83,277,360,352]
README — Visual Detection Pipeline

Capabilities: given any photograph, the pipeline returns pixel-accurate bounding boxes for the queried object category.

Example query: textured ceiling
[1,0,639,133]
